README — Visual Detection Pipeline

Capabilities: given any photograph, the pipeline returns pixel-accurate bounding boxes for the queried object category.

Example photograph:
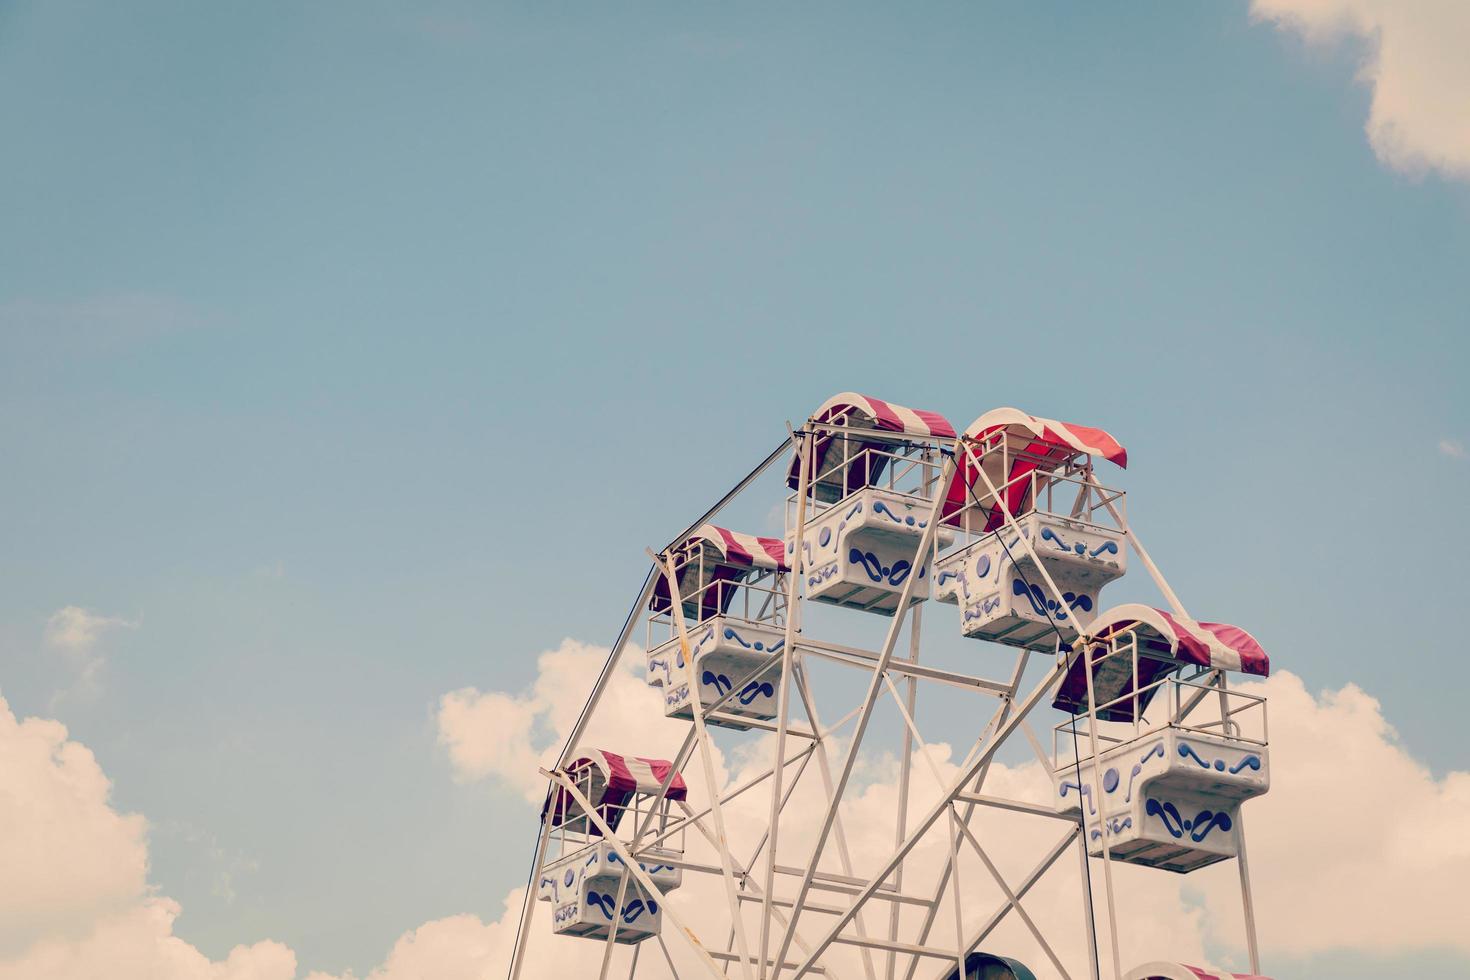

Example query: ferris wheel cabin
[1052,605,1271,873]
[933,409,1129,651]
[646,525,789,730]
[538,749,688,944]
[785,393,956,615]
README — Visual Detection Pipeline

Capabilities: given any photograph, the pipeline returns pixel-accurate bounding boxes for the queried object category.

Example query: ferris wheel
[507,393,1275,980]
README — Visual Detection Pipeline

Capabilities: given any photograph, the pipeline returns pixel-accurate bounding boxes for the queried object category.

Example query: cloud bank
[0,696,295,980]
[432,645,1470,975]
[2,637,1466,978]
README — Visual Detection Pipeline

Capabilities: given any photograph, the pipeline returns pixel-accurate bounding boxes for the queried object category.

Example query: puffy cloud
[306,897,602,980]
[436,638,698,802]
[1252,0,1470,179]
[437,686,546,798]
[0,706,147,956]
[6,632,1468,979]
[1206,673,1470,957]
[0,693,295,980]
[1438,438,1466,459]
[0,900,297,980]
[432,643,1470,977]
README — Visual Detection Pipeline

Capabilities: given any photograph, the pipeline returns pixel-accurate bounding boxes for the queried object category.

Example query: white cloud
[1252,0,1470,180]
[4,635,1467,979]
[436,638,699,803]
[1211,672,1470,956]
[1438,438,1466,459]
[0,900,297,980]
[44,606,137,654]
[0,707,147,957]
[0,694,295,980]
[302,902,566,980]
[430,648,1470,977]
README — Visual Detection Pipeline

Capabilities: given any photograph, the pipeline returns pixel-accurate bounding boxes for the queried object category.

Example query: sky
[1,2,1468,979]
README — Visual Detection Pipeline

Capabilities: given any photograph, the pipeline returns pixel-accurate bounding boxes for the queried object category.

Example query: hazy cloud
[42,606,138,701]
[0,293,208,356]
[44,607,137,654]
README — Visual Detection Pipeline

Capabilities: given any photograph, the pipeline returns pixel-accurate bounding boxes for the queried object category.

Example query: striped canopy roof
[682,524,787,570]
[963,407,1127,466]
[1125,963,1272,980]
[1054,604,1270,721]
[788,392,955,499]
[1091,604,1270,675]
[542,748,687,831]
[650,524,788,617]
[943,407,1127,529]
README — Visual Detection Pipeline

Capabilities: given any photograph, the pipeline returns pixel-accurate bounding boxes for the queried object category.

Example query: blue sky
[1,2,1468,978]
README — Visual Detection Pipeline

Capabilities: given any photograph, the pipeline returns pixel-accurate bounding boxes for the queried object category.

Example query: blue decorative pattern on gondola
[1090,816,1133,841]
[1124,742,1165,802]
[1041,527,1084,555]
[1178,741,1262,775]
[721,627,783,655]
[738,681,776,705]
[1011,579,1093,621]
[807,562,839,587]
[873,501,927,529]
[586,890,616,919]
[1059,779,1096,815]
[852,549,914,586]
[1145,798,1234,843]
[962,595,1002,623]
[607,851,674,876]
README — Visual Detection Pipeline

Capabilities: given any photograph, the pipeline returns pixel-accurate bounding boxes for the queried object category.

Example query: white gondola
[934,408,1129,650]
[645,525,789,730]
[785,393,955,615]
[538,749,686,944]
[1052,605,1271,873]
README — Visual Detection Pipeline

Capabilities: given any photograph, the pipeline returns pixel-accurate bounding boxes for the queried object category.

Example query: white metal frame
[505,415,1268,980]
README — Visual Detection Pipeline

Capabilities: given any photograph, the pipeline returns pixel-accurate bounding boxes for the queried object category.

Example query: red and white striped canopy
[650,525,788,616]
[684,524,787,570]
[788,392,955,498]
[1125,962,1272,980]
[964,408,1128,467]
[1091,604,1270,676]
[1054,604,1271,721]
[943,407,1127,529]
[543,749,688,831]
